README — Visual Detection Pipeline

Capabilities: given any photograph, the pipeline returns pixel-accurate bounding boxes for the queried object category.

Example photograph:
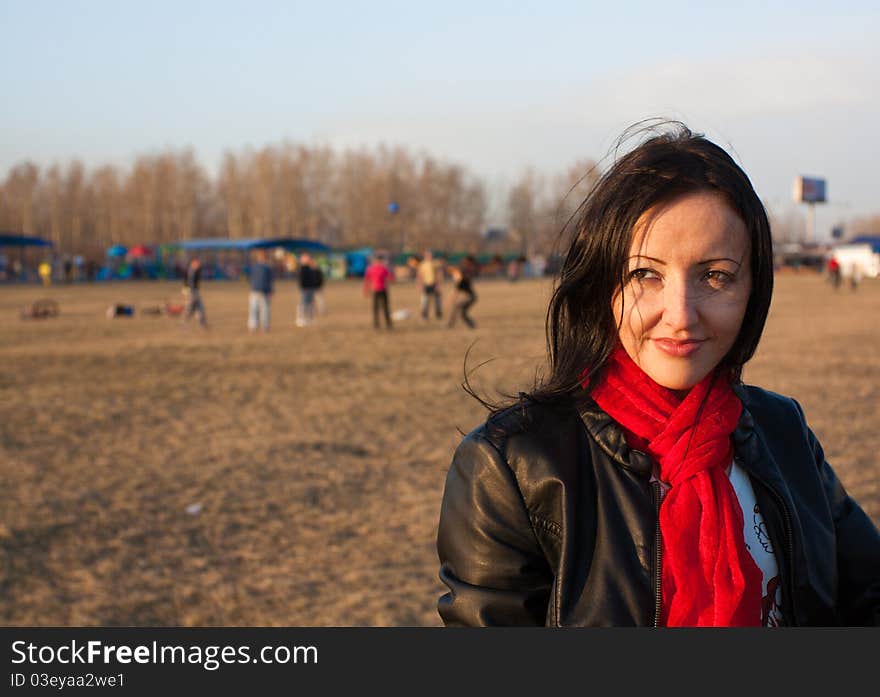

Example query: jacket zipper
[651,480,662,627]
[736,457,797,625]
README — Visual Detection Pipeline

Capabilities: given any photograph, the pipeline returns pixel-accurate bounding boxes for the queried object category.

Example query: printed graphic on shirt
[754,507,774,554]
[761,576,783,627]
[729,463,785,627]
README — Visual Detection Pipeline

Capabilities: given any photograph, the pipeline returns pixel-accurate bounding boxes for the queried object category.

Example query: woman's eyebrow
[697,257,742,266]
[628,255,666,265]
[628,255,742,267]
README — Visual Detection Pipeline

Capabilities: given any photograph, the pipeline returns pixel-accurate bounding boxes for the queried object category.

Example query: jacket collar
[732,386,756,447]
[730,385,792,496]
[576,397,653,477]
[576,385,789,488]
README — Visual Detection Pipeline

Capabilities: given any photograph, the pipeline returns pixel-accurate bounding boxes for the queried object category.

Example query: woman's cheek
[628,293,660,338]
[707,293,749,332]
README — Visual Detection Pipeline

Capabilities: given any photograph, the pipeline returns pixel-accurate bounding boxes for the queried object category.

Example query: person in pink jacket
[363,253,395,330]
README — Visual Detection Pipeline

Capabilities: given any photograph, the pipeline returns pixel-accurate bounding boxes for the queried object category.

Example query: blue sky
[2,0,878,235]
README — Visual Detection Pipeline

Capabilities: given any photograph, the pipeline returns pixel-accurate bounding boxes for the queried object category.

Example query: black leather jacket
[437,385,880,626]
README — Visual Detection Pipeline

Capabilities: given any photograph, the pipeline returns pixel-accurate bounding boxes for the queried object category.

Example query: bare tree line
[505,158,602,257]
[850,213,880,236]
[765,207,880,246]
[0,144,492,258]
[2,142,876,261]
[0,144,574,258]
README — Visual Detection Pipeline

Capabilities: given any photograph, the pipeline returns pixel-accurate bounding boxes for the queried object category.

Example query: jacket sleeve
[795,401,880,626]
[436,430,552,626]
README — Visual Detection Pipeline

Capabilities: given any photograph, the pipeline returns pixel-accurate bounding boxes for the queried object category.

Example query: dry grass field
[1,272,878,626]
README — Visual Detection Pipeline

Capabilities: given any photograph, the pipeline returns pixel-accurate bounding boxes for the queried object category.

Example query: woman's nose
[661,280,699,330]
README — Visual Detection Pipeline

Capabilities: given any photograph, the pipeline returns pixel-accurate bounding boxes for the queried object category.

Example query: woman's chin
[639,360,707,393]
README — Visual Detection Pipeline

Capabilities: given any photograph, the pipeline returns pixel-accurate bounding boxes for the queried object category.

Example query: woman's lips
[652,338,706,357]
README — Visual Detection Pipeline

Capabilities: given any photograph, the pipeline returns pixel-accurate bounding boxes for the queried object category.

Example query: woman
[447,255,478,329]
[436,124,880,627]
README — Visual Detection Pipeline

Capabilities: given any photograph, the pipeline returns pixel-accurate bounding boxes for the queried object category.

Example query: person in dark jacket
[296,252,324,327]
[437,123,880,627]
[181,257,207,328]
[447,255,478,329]
[247,249,273,332]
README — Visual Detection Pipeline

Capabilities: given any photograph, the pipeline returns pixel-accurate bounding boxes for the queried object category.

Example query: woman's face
[612,191,752,392]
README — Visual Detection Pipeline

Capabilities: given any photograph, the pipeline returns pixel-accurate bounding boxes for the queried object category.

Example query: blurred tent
[159,237,333,280]
[169,237,330,252]
[340,248,528,278]
[342,247,373,277]
[0,234,53,282]
[0,233,53,247]
[848,235,880,254]
[128,244,153,258]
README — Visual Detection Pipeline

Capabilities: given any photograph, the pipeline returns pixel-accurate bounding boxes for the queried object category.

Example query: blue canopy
[169,237,331,252]
[343,247,373,276]
[848,235,880,254]
[106,244,128,257]
[0,233,53,247]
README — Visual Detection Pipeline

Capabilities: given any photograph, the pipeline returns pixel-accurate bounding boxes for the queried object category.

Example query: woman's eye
[704,270,735,288]
[629,268,660,282]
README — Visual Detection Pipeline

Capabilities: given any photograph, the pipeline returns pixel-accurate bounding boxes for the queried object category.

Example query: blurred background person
[38,259,52,287]
[296,252,324,327]
[181,257,208,328]
[447,255,478,330]
[247,248,273,332]
[826,256,841,290]
[506,255,524,282]
[850,262,863,291]
[417,249,444,321]
[314,257,328,317]
[363,252,394,330]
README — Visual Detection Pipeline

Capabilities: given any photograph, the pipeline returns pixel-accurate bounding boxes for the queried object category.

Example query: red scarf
[586,346,763,626]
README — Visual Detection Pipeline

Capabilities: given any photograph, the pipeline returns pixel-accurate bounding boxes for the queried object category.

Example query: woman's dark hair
[523,121,774,406]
